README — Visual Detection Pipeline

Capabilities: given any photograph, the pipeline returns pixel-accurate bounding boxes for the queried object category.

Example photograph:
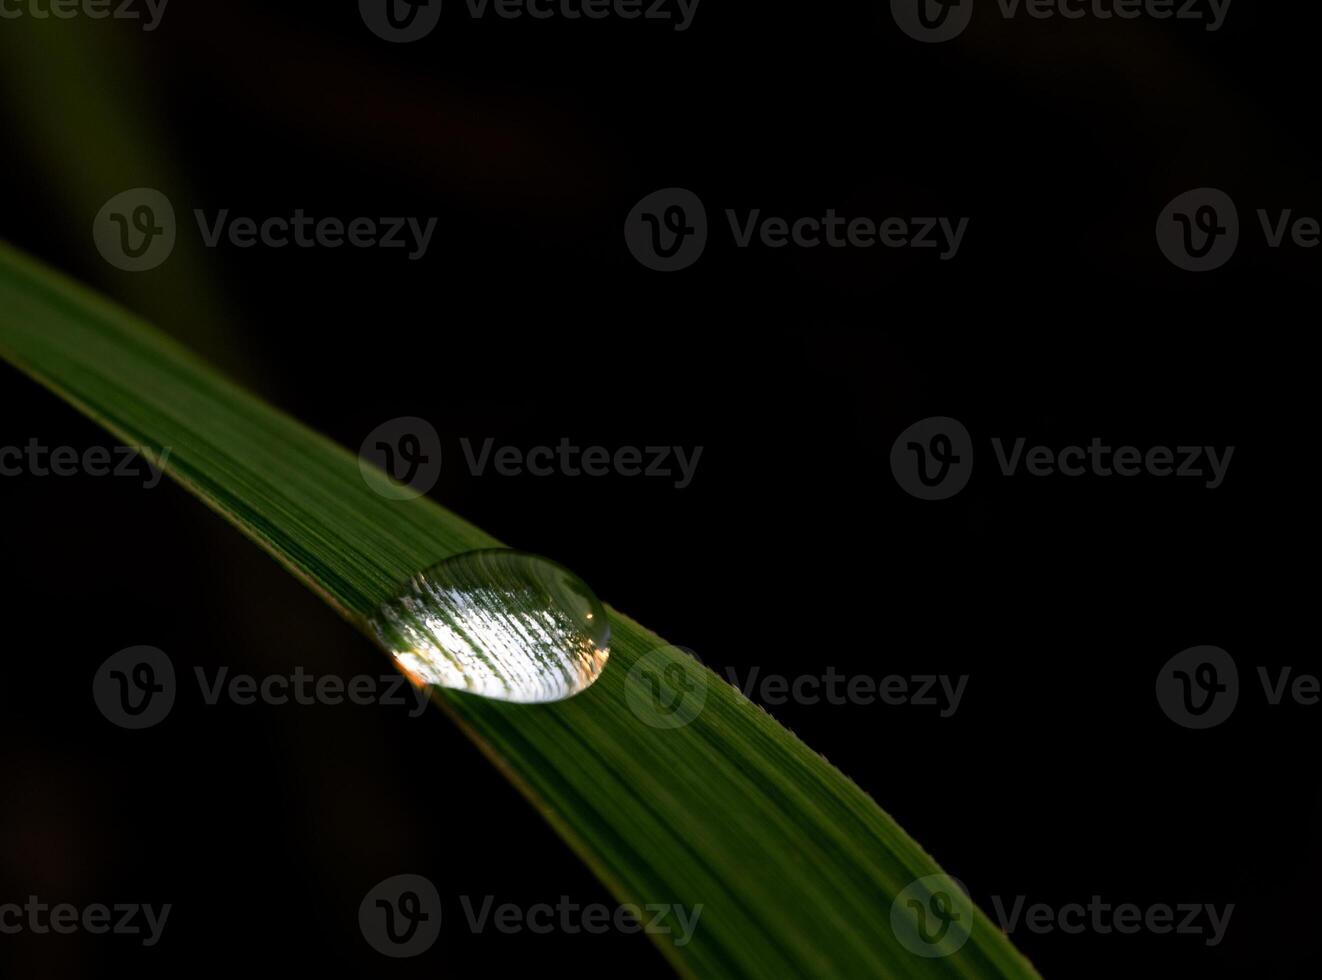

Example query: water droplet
[369,549,610,704]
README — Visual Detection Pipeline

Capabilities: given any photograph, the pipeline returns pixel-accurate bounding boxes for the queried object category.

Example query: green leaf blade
[0,241,1040,980]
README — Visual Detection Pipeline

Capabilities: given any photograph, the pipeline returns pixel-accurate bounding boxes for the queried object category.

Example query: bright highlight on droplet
[369,549,610,704]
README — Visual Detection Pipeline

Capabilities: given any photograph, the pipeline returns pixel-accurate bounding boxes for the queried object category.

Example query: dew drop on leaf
[369,549,610,704]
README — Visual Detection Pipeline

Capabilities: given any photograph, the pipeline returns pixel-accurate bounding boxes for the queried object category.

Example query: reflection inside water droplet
[369,549,610,704]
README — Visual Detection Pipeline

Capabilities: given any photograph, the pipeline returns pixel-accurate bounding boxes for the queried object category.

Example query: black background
[1,1,1316,977]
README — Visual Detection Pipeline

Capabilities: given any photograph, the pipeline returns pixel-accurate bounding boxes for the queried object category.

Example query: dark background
[1,1,1316,977]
